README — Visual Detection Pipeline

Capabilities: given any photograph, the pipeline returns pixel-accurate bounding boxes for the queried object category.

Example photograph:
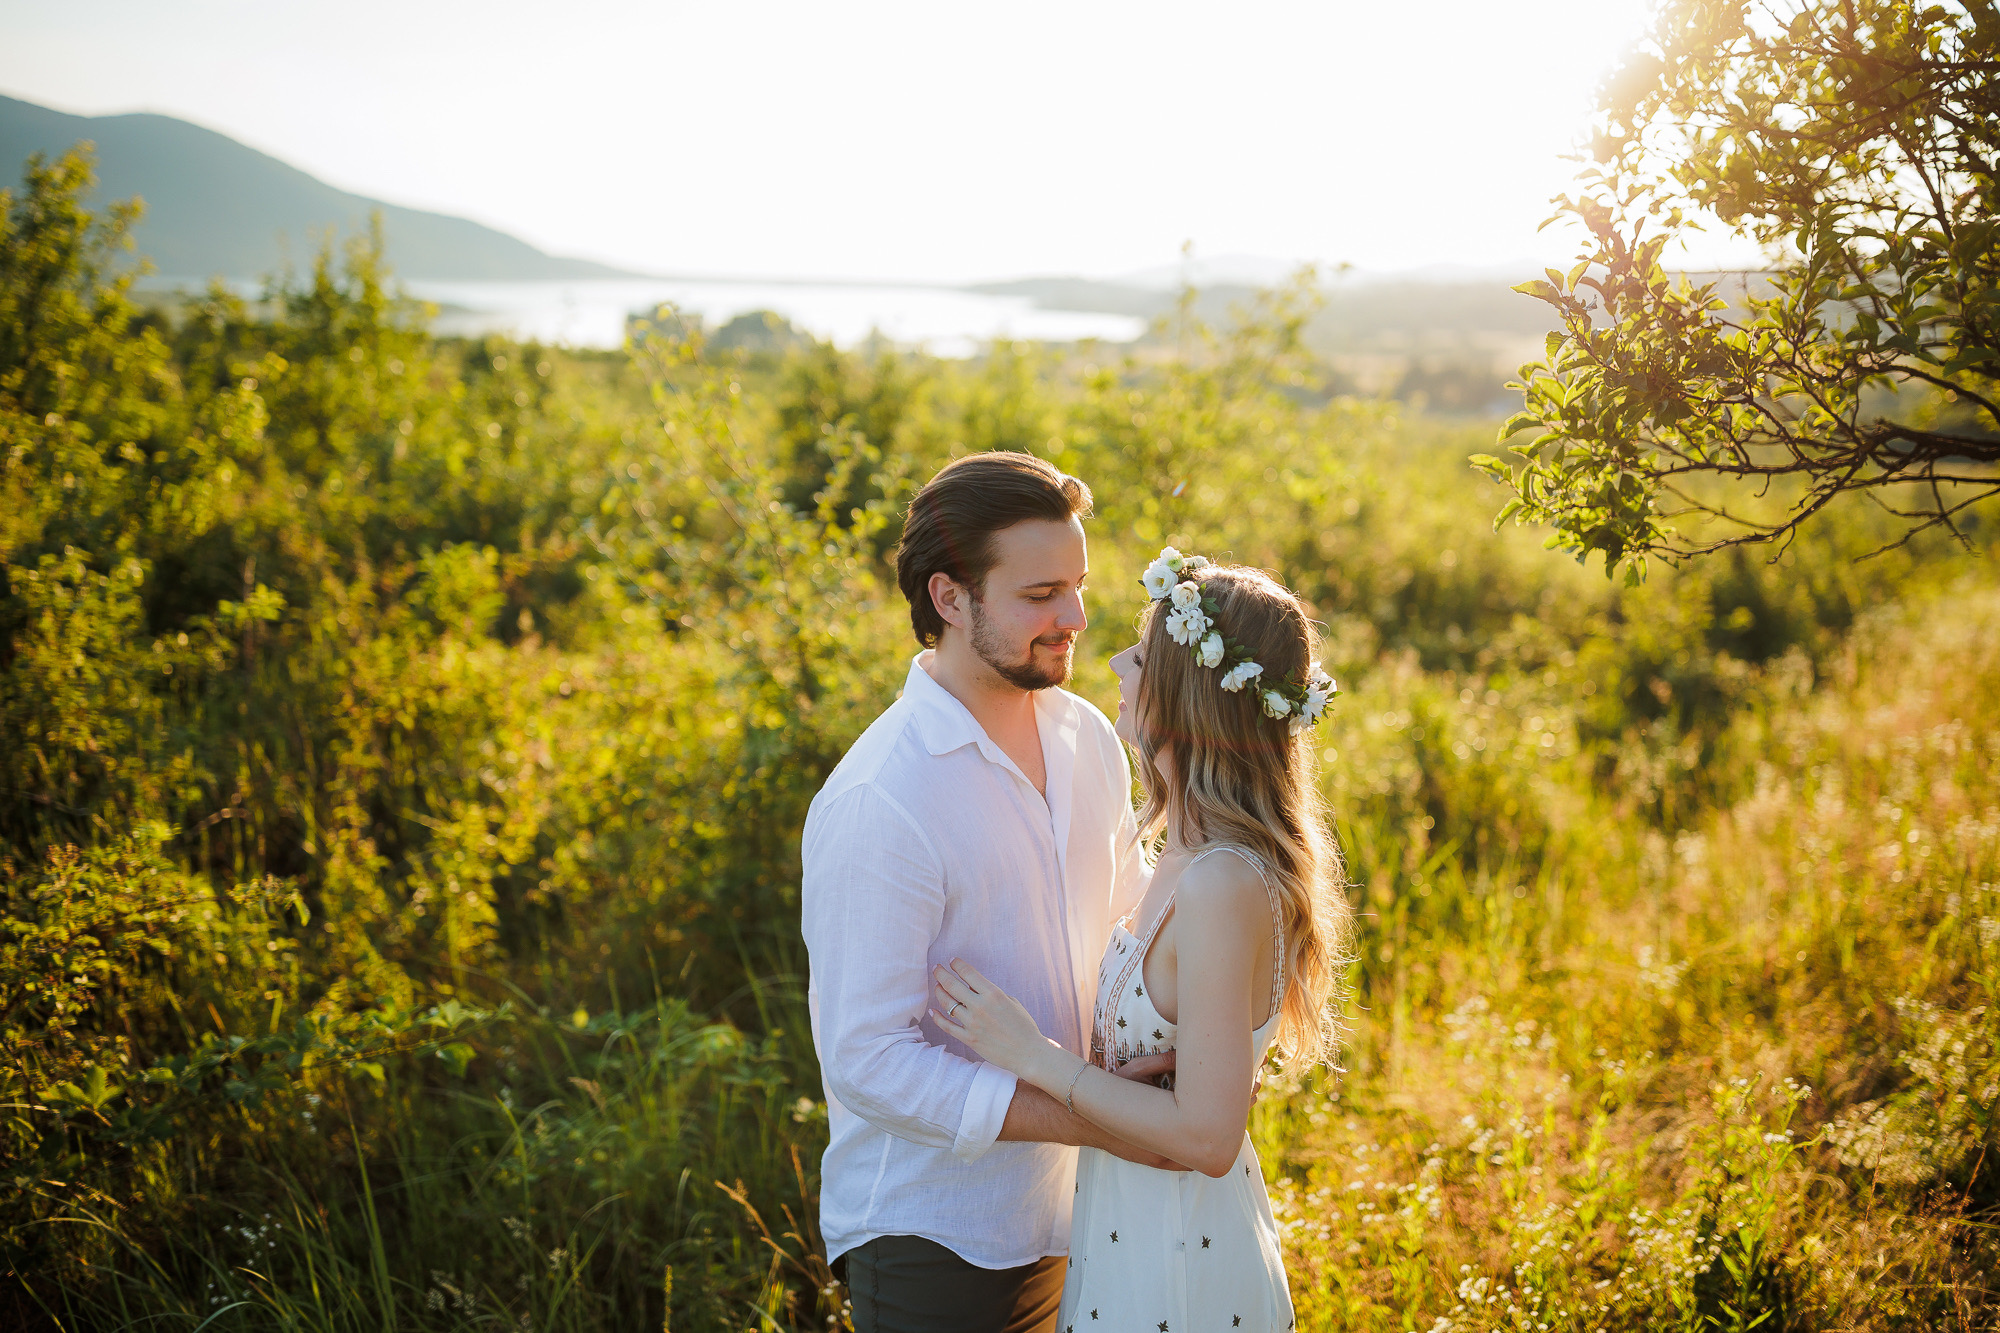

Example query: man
[802,451,1164,1332]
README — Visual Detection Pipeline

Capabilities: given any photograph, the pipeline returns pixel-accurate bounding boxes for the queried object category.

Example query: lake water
[401,277,1146,354]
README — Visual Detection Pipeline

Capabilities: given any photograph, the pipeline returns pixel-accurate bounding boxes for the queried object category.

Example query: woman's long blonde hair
[1132,564,1353,1072]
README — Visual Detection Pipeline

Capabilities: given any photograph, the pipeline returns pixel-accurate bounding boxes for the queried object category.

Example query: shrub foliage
[1481,0,1998,575]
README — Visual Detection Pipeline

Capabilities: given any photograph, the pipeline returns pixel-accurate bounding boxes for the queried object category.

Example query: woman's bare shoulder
[1173,846,1270,925]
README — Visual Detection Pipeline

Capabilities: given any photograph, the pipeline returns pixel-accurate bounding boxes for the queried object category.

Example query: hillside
[971,272,1561,342]
[967,273,1561,411]
[0,92,643,282]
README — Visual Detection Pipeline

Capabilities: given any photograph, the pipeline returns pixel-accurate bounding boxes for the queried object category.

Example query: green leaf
[50,1065,124,1111]
[1937,347,1999,376]
[436,1042,476,1077]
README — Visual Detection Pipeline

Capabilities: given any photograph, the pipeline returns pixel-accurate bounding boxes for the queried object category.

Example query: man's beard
[969,597,1072,691]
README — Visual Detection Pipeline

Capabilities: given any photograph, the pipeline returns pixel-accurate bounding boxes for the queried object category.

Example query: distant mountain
[0,93,645,282]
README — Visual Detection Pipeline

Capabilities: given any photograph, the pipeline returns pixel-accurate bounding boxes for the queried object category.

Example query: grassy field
[1261,577,2000,1331]
[4,156,1998,1330]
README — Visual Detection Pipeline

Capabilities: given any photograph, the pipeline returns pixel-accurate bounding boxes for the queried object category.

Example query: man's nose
[1054,590,1087,631]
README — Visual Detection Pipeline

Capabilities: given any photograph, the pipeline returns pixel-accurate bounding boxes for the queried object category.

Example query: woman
[931,549,1352,1333]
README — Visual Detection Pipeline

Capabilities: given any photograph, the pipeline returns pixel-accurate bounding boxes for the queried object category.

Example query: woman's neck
[1161,806,1203,858]
[1152,745,1188,855]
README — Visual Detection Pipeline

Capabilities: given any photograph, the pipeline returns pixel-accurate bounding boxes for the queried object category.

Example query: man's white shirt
[802,651,1147,1269]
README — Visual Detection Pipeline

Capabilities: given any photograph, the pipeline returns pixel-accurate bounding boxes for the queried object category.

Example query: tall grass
[1260,583,2000,1331]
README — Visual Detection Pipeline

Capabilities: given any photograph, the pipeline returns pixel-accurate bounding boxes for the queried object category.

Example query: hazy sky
[0,0,1745,283]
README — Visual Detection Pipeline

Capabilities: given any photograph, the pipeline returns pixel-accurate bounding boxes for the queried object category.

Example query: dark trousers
[840,1235,1065,1333]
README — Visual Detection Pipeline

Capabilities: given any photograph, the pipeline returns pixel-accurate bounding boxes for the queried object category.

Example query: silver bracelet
[1064,1059,1089,1115]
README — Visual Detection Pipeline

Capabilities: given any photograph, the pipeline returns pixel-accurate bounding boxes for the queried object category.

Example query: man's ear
[929,571,972,632]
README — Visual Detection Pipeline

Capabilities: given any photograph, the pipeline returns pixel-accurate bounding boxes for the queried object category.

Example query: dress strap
[1093,888,1175,1070]
[1187,844,1287,1027]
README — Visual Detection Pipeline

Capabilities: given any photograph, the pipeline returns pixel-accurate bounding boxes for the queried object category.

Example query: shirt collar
[903,651,989,758]
[902,650,1079,763]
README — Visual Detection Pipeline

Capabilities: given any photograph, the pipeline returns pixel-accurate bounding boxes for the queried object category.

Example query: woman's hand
[930,959,1070,1087]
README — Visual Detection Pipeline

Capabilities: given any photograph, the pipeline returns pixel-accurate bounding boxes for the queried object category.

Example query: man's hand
[1112,1051,1176,1088]
[1110,1050,1262,1099]
[1097,1057,1184,1168]
[1098,1141,1187,1169]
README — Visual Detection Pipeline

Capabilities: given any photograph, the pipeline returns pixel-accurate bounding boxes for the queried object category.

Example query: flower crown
[1140,547,1338,736]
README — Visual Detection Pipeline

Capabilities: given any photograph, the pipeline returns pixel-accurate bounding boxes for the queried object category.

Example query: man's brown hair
[894,451,1093,647]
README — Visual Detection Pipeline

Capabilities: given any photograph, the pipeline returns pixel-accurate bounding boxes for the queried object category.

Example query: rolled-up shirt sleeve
[803,783,1017,1161]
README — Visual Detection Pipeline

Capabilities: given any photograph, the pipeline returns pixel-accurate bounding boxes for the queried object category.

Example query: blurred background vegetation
[3,113,1998,1333]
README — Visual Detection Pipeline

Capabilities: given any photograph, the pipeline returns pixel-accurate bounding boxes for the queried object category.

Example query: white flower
[1289,714,1311,737]
[1182,555,1211,574]
[1165,606,1210,645]
[1299,682,1332,725]
[1157,546,1184,569]
[1262,689,1293,719]
[1141,558,1178,600]
[1198,632,1225,668]
[1219,661,1263,692]
[1170,580,1202,611]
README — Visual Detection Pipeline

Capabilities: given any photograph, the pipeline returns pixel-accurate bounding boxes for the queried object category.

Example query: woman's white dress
[1057,845,1295,1333]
